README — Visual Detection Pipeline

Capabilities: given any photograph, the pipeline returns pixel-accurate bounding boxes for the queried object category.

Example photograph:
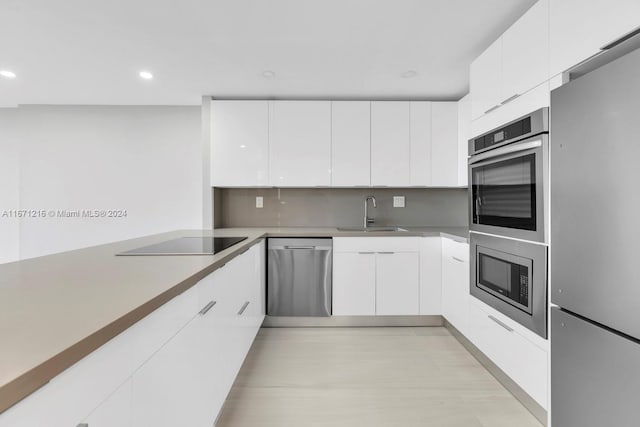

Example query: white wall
[0,105,202,261]
[0,109,21,263]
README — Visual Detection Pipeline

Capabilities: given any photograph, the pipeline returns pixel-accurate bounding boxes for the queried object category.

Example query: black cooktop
[118,236,247,256]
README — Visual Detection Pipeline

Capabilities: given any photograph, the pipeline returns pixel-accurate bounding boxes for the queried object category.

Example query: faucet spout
[363,196,377,228]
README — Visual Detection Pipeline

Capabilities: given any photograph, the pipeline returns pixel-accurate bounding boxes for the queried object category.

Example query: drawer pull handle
[238,301,250,315]
[484,104,501,114]
[500,93,520,105]
[284,246,315,250]
[452,256,465,263]
[199,301,217,316]
[358,251,375,255]
[77,424,89,427]
[488,315,514,332]
[378,252,395,254]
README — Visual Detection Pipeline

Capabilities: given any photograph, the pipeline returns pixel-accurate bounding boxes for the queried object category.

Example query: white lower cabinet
[82,380,132,427]
[332,252,376,315]
[467,298,548,409]
[441,237,470,335]
[131,270,229,427]
[419,237,442,315]
[332,237,420,316]
[132,241,265,427]
[0,242,265,427]
[375,252,419,315]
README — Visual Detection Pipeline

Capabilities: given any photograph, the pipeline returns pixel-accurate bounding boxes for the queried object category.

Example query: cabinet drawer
[441,237,469,263]
[0,327,137,427]
[129,287,199,369]
[468,300,548,408]
[333,237,421,253]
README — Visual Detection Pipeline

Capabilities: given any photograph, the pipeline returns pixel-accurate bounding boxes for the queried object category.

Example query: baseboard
[444,319,548,426]
[262,315,444,327]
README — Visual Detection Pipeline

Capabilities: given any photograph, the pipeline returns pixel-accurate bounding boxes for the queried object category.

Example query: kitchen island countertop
[0,226,467,413]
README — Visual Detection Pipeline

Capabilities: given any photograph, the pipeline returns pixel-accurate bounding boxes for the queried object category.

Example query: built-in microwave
[470,232,547,338]
[468,108,549,243]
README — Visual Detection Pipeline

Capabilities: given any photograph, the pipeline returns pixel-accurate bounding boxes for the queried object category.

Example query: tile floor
[216,327,542,427]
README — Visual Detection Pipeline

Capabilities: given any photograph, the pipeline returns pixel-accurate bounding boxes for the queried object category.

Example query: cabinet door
[211,100,269,187]
[375,252,419,315]
[431,102,459,186]
[441,238,470,335]
[82,380,132,427]
[248,240,266,319]
[420,237,442,315]
[269,101,331,186]
[456,94,471,186]
[469,300,548,409]
[332,252,376,315]
[132,279,231,427]
[370,102,411,186]
[470,39,502,120]
[502,0,549,100]
[331,101,371,186]
[550,0,640,77]
[409,101,432,186]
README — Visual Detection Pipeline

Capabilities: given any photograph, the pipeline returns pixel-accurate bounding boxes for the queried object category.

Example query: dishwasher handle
[270,245,333,251]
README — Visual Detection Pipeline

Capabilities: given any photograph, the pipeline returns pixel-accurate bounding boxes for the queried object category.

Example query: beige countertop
[0,226,467,413]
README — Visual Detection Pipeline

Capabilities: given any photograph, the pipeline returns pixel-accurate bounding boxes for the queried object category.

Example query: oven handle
[469,139,542,165]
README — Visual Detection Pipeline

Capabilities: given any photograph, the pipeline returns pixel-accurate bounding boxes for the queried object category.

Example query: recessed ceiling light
[0,70,17,79]
[261,70,276,79]
[139,71,154,80]
[401,70,418,78]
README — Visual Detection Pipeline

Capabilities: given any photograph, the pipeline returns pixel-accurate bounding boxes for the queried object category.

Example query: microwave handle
[469,139,542,164]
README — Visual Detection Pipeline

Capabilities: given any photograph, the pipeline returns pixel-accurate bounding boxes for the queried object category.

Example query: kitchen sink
[337,226,408,232]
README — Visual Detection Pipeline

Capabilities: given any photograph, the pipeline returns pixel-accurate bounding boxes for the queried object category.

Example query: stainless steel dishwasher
[267,238,332,316]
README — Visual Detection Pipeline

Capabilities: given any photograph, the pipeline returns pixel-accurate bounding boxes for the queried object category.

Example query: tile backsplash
[214,187,468,228]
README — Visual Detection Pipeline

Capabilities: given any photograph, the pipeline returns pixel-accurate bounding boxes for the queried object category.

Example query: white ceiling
[0,0,537,107]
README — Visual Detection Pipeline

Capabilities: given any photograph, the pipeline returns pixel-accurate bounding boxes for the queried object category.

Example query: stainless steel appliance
[470,232,547,338]
[550,39,640,426]
[267,238,332,317]
[468,108,549,243]
[117,236,247,255]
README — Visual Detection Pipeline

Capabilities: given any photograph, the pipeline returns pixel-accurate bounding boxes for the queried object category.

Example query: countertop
[0,226,467,413]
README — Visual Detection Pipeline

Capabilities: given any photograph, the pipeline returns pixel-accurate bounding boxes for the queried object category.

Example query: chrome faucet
[363,195,377,228]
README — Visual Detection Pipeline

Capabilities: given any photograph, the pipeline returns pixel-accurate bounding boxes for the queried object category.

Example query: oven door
[470,232,548,338]
[468,134,548,243]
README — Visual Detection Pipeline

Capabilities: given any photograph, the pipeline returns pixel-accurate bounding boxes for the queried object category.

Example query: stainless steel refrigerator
[551,42,640,426]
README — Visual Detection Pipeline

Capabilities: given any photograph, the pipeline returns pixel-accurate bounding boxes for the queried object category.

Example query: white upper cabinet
[457,94,471,186]
[470,0,549,120]
[269,101,331,187]
[470,39,502,120]
[371,102,411,186]
[331,101,371,186]
[431,102,459,186]
[211,100,269,187]
[550,0,640,77]
[502,0,549,101]
[409,101,432,186]
[210,99,463,188]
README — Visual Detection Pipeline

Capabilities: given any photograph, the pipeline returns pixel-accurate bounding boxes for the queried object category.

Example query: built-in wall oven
[470,232,547,338]
[468,108,549,243]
